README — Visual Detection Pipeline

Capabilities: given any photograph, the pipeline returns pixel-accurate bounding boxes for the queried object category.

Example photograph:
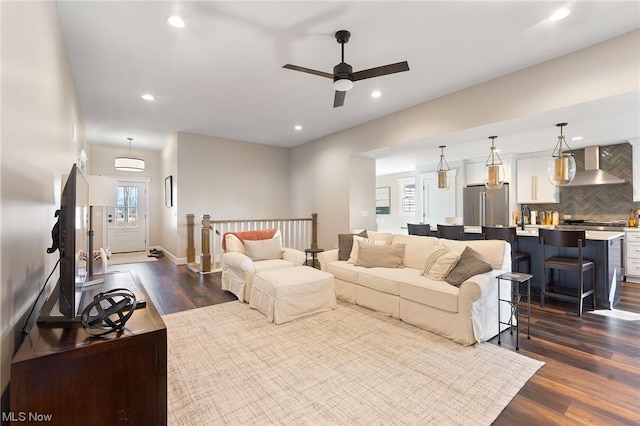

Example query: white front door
[107,181,148,253]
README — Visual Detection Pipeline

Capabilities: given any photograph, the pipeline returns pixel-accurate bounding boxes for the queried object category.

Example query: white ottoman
[249,266,336,324]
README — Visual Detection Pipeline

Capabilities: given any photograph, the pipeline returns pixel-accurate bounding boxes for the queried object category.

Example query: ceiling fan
[283,30,410,108]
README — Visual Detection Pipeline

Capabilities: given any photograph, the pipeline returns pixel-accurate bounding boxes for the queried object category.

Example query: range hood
[567,145,626,186]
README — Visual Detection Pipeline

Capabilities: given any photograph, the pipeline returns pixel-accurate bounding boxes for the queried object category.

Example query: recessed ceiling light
[141,94,155,101]
[168,15,185,28]
[571,136,583,141]
[371,91,382,98]
[549,8,570,22]
[294,125,302,131]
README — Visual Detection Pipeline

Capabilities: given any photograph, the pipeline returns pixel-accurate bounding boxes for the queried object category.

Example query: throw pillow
[367,231,394,244]
[243,236,283,261]
[445,246,493,287]
[348,235,388,264]
[421,244,460,281]
[338,230,367,261]
[356,242,405,268]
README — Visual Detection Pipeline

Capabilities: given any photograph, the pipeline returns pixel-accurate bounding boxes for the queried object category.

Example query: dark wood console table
[10,271,167,425]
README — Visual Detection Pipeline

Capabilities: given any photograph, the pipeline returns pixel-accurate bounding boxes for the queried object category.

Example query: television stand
[11,271,167,424]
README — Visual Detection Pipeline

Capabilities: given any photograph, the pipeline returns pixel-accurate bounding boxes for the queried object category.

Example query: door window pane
[115,186,139,228]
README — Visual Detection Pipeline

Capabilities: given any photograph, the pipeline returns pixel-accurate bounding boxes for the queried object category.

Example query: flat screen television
[48,164,90,319]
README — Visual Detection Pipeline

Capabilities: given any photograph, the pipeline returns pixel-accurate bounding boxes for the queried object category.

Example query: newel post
[200,214,212,273]
[311,213,318,249]
[186,214,195,264]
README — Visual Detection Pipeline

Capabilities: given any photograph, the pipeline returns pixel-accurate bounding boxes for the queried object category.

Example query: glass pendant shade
[484,136,504,189]
[435,145,451,190]
[115,138,145,172]
[547,123,576,186]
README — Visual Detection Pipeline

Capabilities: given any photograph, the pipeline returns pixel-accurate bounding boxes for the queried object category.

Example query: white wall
[291,30,639,248]
[174,132,291,261]
[160,134,178,257]
[0,1,86,400]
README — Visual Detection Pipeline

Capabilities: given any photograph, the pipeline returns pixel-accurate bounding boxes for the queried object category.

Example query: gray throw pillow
[445,246,493,287]
[338,230,367,261]
[356,242,405,268]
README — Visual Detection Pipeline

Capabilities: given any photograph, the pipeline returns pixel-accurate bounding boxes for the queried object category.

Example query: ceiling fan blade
[352,61,410,81]
[283,64,333,79]
[333,90,346,108]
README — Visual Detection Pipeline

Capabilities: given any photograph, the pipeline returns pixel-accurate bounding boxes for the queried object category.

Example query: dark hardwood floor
[119,258,640,425]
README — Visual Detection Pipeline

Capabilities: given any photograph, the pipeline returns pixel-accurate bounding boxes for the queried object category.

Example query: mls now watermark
[2,411,53,422]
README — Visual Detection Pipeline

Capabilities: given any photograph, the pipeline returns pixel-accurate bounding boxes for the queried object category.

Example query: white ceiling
[56,1,640,173]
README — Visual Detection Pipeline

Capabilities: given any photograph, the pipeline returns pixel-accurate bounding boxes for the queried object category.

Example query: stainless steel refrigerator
[463,183,509,227]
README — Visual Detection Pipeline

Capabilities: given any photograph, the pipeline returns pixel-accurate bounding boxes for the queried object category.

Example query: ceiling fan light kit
[283,30,409,108]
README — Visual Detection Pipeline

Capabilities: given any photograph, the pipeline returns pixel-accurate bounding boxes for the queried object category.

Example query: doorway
[107,180,149,253]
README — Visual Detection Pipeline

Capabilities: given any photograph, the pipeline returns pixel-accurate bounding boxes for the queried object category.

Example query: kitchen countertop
[463,226,624,241]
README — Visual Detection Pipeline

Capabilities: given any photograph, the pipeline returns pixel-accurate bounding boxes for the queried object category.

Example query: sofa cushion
[399,276,460,313]
[338,230,367,261]
[421,244,460,280]
[358,267,421,296]
[356,242,405,268]
[445,247,493,287]
[254,259,295,272]
[348,236,388,264]
[244,236,283,261]
[390,234,441,269]
[326,261,361,283]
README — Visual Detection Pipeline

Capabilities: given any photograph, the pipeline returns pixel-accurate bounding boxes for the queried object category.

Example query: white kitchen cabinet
[465,159,512,186]
[625,228,640,283]
[631,139,640,202]
[516,157,559,204]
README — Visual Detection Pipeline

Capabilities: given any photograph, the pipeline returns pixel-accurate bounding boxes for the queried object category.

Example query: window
[398,178,416,216]
[115,185,139,228]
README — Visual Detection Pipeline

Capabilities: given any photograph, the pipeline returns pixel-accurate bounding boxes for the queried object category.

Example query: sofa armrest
[458,269,505,308]
[222,251,256,274]
[460,269,508,342]
[318,249,338,271]
[282,248,306,266]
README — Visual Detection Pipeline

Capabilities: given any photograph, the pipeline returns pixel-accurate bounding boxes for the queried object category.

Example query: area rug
[163,301,543,425]
[108,251,157,266]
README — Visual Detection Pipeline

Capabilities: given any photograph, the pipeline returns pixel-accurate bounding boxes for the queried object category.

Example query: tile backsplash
[526,142,639,223]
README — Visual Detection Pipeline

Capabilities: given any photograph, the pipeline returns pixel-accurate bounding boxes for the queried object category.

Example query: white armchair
[221,229,306,303]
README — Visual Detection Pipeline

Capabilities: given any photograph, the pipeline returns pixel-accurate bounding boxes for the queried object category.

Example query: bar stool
[539,229,596,316]
[437,224,465,240]
[482,226,531,273]
[407,223,431,236]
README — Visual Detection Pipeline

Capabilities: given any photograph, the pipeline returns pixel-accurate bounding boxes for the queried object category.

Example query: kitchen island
[464,226,623,309]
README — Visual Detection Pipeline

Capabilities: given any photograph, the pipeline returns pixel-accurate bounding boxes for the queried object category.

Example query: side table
[304,248,324,269]
[497,272,532,350]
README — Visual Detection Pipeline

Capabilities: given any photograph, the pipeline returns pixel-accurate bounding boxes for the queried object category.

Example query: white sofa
[318,233,512,346]
[221,230,306,303]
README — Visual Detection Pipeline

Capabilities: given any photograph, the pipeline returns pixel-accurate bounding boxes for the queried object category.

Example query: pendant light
[547,122,576,186]
[435,145,451,190]
[484,136,505,189]
[114,137,145,172]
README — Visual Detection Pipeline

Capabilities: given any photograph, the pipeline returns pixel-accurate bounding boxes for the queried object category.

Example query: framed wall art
[165,175,173,207]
